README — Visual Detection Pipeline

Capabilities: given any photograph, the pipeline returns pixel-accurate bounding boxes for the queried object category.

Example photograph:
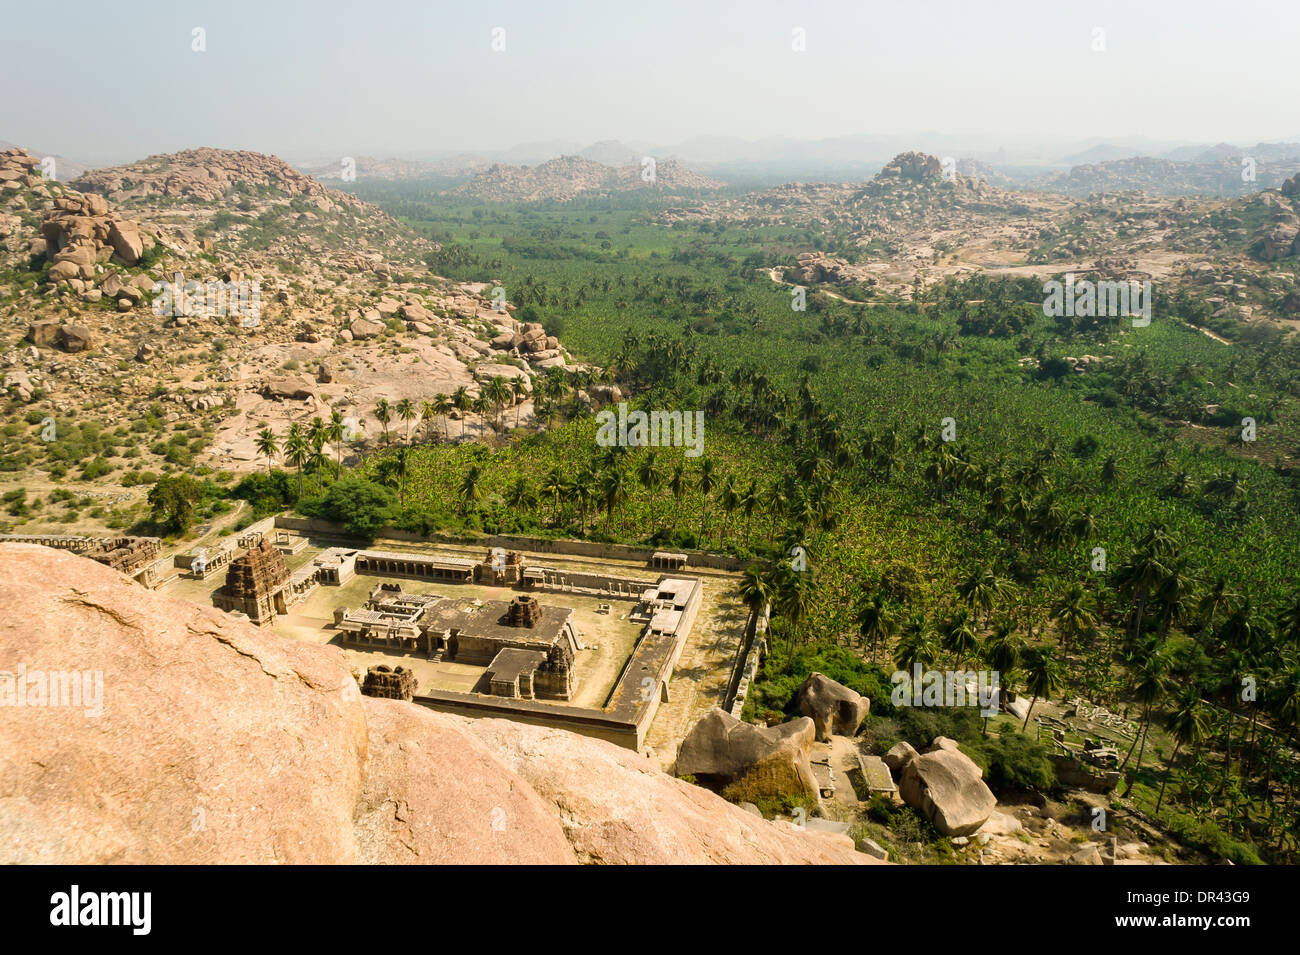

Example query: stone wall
[272,515,746,571]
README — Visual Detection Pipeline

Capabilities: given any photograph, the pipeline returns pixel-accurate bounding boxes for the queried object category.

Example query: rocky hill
[0,544,873,865]
[454,155,722,201]
[74,147,367,210]
[1031,155,1300,197]
[662,151,1300,327]
[0,144,596,530]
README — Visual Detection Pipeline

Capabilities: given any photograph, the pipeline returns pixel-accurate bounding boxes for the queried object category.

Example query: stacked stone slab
[361,665,416,702]
[213,539,290,626]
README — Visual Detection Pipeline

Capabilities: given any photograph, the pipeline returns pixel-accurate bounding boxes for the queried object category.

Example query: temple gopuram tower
[212,538,290,626]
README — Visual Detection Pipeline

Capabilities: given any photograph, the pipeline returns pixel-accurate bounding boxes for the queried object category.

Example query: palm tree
[856,594,897,664]
[600,466,630,532]
[459,464,483,515]
[1115,526,1177,642]
[307,417,328,491]
[484,377,511,429]
[1020,646,1064,730]
[697,457,717,544]
[472,394,492,433]
[1120,641,1173,774]
[451,387,471,439]
[392,446,409,511]
[572,467,595,535]
[894,616,941,675]
[506,475,536,513]
[512,377,528,428]
[718,476,741,545]
[958,566,1013,628]
[667,464,687,534]
[1157,687,1211,815]
[1050,582,1098,648]
[773,565,815,663]
[739,479,760,545]
[327,410,345,475]
[396,398,416,443]
[738,563,773,622]
[940,610,980,670]
[255,427,278,473]
[636,451,664,534]
[284,423,309,498]
[432,393,452,441]
[419,399,437,442]
[375,398,392,446]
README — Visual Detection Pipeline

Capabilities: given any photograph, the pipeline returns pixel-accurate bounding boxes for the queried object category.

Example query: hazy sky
[3,0,1297,164]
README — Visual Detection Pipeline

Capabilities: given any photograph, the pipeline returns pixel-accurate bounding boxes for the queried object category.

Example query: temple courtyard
[152,527,753,760]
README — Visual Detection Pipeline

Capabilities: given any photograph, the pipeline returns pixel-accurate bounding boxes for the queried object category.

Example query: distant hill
[453,155,723,201]
[1030,155,1300,197]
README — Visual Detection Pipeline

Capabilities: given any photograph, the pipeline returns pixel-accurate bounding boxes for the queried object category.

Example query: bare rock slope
[0,545,872,865]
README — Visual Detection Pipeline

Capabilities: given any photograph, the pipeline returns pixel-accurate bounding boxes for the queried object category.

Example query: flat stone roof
[487,648,548,682]
[422,597,573,646]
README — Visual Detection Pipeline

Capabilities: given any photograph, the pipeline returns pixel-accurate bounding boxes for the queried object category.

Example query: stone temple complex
[211,538,290,626]
[336,589,579,700]
[196,526,715,750]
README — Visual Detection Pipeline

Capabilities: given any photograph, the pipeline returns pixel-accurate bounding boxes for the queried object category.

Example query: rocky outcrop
[72,148,368,214]
[877,151,944,182]
[38,187,151,279]
[795,672,869,741]
[0,546,872,865]
[898,739,997,837]
[675,708,820,805]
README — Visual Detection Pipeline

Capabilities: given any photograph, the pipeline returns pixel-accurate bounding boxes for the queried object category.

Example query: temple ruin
[336,588,579,700]
[0,534,163,582]
[211,538,290,626]
[360,664,417,701]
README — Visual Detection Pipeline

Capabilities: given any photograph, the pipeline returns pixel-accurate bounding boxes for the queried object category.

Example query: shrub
[310,477,398,538]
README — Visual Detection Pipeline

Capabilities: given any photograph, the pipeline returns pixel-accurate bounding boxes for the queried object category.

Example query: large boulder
[675,708,819,805]
[883,741,919,773]
[899,742,997,837]
[25,321,59,347]
[57,324,96,353]
[0,546,873,865]
[261,374,315,401]
[107,219,144,265]
[796,672,869,741]
[47,260,81,283]
[349,317,385,340]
